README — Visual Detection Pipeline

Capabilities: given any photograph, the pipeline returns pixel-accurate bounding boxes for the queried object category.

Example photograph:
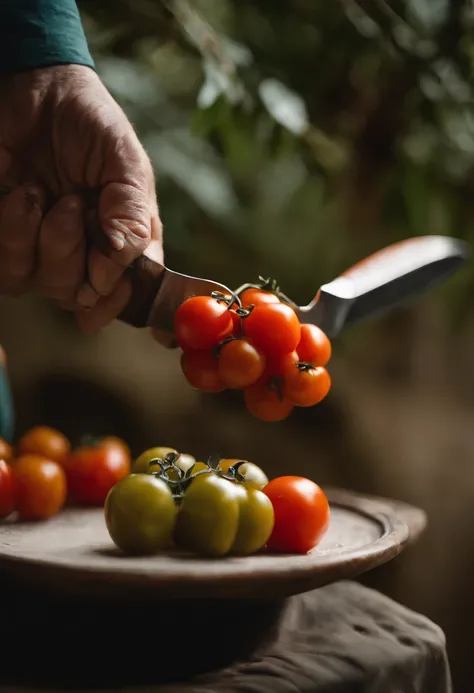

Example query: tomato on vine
[181,350,225,393]
[239,288,279,309]
[218,338,266,389]
[282,363,331,407]
[243,303,301,356]
[297,324,332,367]
[174,295,234,350]
[263,476,330,553]
[244,378,294,422]
[265,350,299,378]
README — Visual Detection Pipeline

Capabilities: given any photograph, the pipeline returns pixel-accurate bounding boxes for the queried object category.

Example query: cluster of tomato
[0,427,130,521]
[105,445,330,557]
[174,279,332,422]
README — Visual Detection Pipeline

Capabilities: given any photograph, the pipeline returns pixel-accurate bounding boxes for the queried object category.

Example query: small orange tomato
[218,339,266,389]
[282,364,331,407]
[244,379,294,422]
[297,324,332,367]
[17,426,71,464]
[15,454,67,520]
[180,349,226,393]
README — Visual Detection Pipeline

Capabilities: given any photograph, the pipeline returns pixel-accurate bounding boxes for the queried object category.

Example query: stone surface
[0,580,450,693]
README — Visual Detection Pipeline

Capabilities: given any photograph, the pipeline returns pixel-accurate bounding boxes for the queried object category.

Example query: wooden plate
[0,488,422,601]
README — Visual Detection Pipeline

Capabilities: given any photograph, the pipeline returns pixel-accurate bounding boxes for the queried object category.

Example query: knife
[118,235,470,338]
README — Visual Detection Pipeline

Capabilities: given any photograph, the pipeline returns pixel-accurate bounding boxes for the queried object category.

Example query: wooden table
[0,579,451,693]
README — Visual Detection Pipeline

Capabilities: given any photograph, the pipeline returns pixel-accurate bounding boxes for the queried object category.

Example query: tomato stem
[211,291,242,311]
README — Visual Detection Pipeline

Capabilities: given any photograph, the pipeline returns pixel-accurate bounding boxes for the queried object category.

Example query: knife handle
[119,253,166,328]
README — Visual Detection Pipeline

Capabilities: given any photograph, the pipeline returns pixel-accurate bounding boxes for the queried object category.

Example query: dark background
[1,1,474,690]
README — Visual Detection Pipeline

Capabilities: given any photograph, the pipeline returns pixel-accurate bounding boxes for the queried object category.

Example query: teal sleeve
[0,0,95,78]
[0,362,14,444]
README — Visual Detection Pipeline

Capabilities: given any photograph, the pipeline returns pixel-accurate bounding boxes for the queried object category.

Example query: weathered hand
[0,64,163,332]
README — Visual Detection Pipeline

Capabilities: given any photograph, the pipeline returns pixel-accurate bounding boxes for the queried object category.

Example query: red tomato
[263,476,330,553]
[265,350,299,378]
[15,454,67,520]
[174,296,234,350]
[244,379,294,422]
[282,364,331,407]
[297,324,332,367]
[243,303,301,356]
[218,339,266,389]
[230,310,242,337]
[0,459,17,518]
[17,426,71,464]
[64,443,131,506]
[181,350,226,393]
[240,288,280,309]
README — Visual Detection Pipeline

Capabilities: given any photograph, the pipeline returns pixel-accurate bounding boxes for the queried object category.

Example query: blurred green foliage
[79,0,474,317]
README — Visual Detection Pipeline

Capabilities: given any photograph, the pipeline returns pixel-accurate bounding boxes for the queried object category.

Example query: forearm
[0,0,94,78]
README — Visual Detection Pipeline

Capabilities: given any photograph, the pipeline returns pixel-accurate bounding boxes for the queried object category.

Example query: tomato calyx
[294,361,316,372]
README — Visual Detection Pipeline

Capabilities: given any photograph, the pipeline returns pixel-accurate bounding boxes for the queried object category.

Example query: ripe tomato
[243,303,301,356]
[297,324,332,367]
[105,474,177,555]
[181,349,226,393]
[174,472,273,557]
[174,295,234,350]
[17,426,71,464]
[244,379,294,422]
[15,454,67,520]
[265,350,299,378]
[64,442,131,506]
[263,476,330,553]
[0,438,13,464]
[218,459,268,490]
[282,364,331,407]
[218,338,265,389]
[240,288,279,309]
[133,446,178,474]
[0,459,17,518]
[100,436,131,459]
[230,309,242,337]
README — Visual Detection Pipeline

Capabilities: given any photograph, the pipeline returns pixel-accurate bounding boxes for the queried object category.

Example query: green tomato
[174,473,240,557]
[133,446,177,474]
[218,459,269,490]
[166,452,197,481]
[105,474,177,555]
[230,486,274,556]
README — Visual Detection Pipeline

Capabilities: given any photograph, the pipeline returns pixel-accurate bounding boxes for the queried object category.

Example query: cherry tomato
[181,350,226,393]
[218,338,266,389]
[133,446,178,474]
[265,350,299,378]
[105,474,177,555]
[0,438,13,464]
[243,303,301,356]
[218,459,268,490]
[282,364,331,407]
[174,473,240,557]
[230,484,274,556]
[230,310,242,337]
[297,324,332,367]
[64,442,131,506]
[240,288,279,309]
[165,453,201,480]
[174,296,234,350]
[0,459,16,518]
[244,379,294,422]
[15,454,67,520]
[17,426,71,464]
[263,476,330,553]
[174,472,273,557]
[100,436,131,459]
